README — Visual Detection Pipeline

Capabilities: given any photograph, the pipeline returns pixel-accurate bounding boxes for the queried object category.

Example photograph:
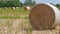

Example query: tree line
[0,0,60,7]
[0,0,36,7]
[0,0,22,7]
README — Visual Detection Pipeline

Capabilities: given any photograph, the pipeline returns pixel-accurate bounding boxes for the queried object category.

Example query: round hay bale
[16,7,19,9]
[23,6,31,11]
[23,6,27,10]
[4,7,8,9]
[12,7,16,10]
[29,3,60,30]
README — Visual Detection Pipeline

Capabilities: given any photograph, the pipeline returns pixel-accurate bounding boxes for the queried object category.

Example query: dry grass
[0,18,59,34]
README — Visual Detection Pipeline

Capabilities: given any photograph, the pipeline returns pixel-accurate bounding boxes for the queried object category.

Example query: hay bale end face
[29,3,60,30]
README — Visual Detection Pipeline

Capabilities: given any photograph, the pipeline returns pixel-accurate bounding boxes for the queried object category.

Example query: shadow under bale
[29,3,60,30]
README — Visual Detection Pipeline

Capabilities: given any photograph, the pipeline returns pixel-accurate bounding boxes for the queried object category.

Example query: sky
[20,0,60,4]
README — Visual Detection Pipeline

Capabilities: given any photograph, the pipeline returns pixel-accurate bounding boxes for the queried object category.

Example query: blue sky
[20,0,60,4]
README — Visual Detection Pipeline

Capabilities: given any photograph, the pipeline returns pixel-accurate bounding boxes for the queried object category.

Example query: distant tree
[32,0,36,5]
[0,0,21,7]
[0,0,24,7]
[5,1,12,7]
[19,2,23,7]
[0,1,2,7]
[24,0,32,6]
[56,4,60,7]
[24,0,36,6]
[50,3,55,6]
[0,1,6,7]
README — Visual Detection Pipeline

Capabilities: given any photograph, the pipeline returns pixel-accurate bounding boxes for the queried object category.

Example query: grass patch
[57,6,60,10]
[0,16,21,19]
[26,28,32,34]
[23,16,29,19]
[0,7,29,19]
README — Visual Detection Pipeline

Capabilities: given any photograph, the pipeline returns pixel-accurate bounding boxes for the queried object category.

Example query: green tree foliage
[56,4,60,7]
[0,0,23,7]
[0,1,2,7]
[0,1,6,7]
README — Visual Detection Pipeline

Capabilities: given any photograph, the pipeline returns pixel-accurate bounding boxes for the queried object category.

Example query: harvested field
[0,8,60,34]
[0,19,59,34]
